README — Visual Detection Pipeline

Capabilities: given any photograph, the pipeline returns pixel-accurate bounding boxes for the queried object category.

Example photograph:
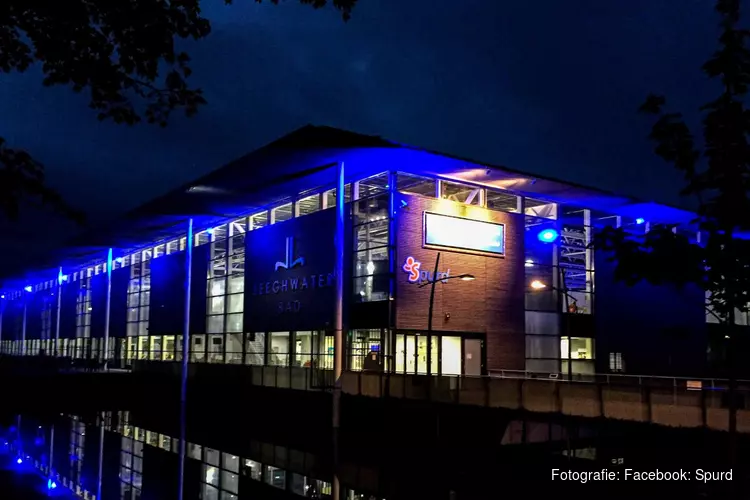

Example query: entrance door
[464,339,482,376]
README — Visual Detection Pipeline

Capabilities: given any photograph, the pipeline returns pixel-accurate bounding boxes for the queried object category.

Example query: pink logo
[402,256,421,283]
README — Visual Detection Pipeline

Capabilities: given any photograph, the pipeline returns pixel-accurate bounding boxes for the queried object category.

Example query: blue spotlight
[48,479,57,490]
[635,217,645,225]
[206,227,214,235]
[115,257,123,264]
[0,294,4,299]
[16,457,23,464]
[24,285,32,292]
[537,228,559,243]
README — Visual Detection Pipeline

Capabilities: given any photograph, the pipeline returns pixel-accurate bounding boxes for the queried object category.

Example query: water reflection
[2,413,380,500]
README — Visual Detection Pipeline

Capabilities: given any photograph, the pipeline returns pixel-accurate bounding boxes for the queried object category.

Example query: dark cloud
[0,0,725,278]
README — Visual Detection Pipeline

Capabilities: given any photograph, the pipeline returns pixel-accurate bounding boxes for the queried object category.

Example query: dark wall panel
[244,208,341,332]
[190,245,209,336]
[110,267,130,339]
[1,299,18,340]
[59,282,78,339]
[594,252,707,377]
[150,252,187,336]
[26,292,43,340]
[90,273,108,339]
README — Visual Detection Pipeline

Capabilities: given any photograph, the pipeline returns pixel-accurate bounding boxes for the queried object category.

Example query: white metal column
[21,294,27,356]
[103,249,113,368]
[56,268,63,356]
[332,161,345,500]
[178,218,194,500]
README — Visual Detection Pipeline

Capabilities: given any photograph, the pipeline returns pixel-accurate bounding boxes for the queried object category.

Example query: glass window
[295,331,313,367]
[209,297,225,315]
[205,448,220,467]
[226,314,243,333]
[396,172,436,197]
[228,275,244,294]
[296,194,321,217]
[441,336,461,375]
[243,459,261,480]
[207,315,224,334]
[271,202,293,224]
[560,337,594,360]
[208,335,224,363]
[265,466,286,489]
[249,211,268,230]
[486,189,520,212]
[245,333,265,365]
[441,180,482,205]
[356,172,389,198]
[227,295,243,314]
[209,279,226,297]
[269,332,290,366]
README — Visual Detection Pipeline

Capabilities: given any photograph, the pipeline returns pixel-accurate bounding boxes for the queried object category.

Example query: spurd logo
[402,256,421,283]
[402,255,451,285]
[275,237,305,271]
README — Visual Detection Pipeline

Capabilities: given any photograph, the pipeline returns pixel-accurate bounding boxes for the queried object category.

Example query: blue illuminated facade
[0,125,716,377]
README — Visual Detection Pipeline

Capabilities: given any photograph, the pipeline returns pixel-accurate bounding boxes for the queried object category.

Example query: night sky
[0,0,724,279]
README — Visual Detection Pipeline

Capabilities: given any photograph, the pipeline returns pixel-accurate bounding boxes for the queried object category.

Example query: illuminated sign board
[423,212,505,256]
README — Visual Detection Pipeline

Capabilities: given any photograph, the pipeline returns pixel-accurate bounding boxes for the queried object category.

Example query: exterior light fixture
[0,294,4,299]
[635,218,645,225]
[525,259,534,267]
[459,274,475,281]
[24,286,32,292]
[16,458,22,464]
[537,228,559,243]
[530,280,547,290]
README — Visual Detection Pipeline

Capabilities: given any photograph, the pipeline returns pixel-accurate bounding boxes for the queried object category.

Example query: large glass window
[269,332,290,366]
[353,185,390,303]
[440,180,483,205]
[125,249,151,361]
[349,329,382,371]
[75,268,92,354]
[396,172,436,197]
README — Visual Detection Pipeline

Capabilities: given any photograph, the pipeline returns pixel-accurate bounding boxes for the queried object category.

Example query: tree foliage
[0,0,357,222]
[595,0,750,325]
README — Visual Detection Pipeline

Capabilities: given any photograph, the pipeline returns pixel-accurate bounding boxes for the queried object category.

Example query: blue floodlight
[537,228,559,243]
[206,227,214,235]
[24,285,32,292]
[48,479,57,490]
[115,257,123,264]
[635,218,645,225]
[16,457,22,464]
[0,294,4,299]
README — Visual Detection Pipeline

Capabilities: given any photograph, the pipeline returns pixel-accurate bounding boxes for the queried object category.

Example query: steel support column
[332,161,345,500]
[178,218,194,500]
[103,249,113,368]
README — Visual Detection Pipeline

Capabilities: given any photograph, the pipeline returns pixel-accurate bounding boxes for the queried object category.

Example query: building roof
[2,124,695,290]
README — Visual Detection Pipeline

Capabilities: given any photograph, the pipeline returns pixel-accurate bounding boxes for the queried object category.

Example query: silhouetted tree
[0,0,356,221]
[595,0,750,453]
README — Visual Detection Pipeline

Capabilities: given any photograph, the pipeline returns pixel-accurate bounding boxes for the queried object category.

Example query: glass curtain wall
[74,268,93,359]
[524,201,596,375]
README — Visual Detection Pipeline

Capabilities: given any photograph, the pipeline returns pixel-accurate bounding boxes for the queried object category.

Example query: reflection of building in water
[13,412,383,500]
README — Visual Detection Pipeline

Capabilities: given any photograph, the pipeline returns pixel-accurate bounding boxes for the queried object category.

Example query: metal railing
[489,368,750,392]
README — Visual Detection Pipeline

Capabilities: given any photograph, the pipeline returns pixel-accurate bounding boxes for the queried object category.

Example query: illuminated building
[0,125,712,377]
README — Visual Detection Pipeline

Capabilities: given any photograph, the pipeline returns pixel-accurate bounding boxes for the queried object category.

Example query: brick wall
[394,193,525,370]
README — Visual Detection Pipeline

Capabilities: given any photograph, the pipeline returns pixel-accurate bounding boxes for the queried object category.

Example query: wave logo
[275,237,305,271]
[402,256,421,283]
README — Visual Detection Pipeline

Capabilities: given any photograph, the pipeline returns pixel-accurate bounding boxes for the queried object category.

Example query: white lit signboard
[423,212,505,256]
